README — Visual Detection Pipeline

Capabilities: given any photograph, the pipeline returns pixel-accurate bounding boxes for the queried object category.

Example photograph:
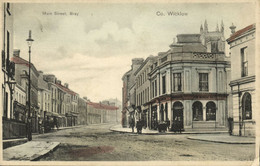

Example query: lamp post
[26,30,34,141]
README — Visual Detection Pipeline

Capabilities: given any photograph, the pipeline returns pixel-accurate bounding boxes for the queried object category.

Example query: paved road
[35,124,255,161]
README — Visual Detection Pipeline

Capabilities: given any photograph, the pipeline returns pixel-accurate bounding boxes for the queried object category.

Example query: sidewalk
[109,124,228,135]
[187,135,255,144]
[110,125,255,144]
[3,141,60,161]
[4,125,82,149]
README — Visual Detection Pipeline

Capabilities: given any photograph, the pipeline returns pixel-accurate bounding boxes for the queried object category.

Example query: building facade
[38,71,51,132]
[12,50,40,133]
[55,82,79,126]
[124,21,231,132]
[1,3,20,139]
[87,101,119,124]
[227,23,256,136]
[121,58,144,127]
[135,56,156,128]
[78,97,88,125]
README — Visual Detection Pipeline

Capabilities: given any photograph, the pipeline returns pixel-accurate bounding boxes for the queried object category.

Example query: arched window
[242,92,252,120]
[192,101,203,121]
[206,101,216,121]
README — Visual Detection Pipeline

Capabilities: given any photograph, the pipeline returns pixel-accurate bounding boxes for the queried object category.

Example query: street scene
[1,1,258,165]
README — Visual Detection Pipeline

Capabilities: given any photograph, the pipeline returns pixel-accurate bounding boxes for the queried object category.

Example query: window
[173,73,182,91]
[162,75,166,94]
[199,73,208,91]
[242,93,252,120]
[241,47,248,77]
[148,87,149,101]
[140,91,142,105]
[193,101,203,121]
[206,102,216,121]
[155,80,157,96]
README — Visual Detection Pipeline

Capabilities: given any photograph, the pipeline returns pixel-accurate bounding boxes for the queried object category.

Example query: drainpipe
[238,83,242,136]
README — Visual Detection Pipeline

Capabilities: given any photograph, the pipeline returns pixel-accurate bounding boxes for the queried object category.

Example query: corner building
[135,21,231,131]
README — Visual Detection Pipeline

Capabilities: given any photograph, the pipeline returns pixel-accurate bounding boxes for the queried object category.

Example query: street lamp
[26,30,34,141]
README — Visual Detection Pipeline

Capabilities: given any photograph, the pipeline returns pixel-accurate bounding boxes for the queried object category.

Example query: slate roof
[227,24,255,43]
[55,83,77,96]
[11,56,39,76]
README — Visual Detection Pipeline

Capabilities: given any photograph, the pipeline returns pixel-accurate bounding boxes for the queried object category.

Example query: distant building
[55,80,66,127]
[102,98,122,123]
[37,71,51,129]
[43,74,60,130]
[55,82,79,126]
[121,58,144,127]
[227,23,256,136]
[134,56,156,128]
[78,97,87,125]
[87,101,119,124]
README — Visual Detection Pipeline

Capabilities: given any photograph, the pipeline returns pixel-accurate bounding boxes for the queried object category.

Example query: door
[151,106,157,130]
[172,102,184,131]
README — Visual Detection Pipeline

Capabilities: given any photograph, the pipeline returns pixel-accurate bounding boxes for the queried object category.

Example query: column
[203,105,206,121]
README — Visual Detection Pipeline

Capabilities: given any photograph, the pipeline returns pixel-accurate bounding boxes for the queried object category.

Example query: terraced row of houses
[122,21,256,136]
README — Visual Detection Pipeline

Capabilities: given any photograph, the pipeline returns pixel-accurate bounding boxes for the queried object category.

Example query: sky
[13,2,256,102]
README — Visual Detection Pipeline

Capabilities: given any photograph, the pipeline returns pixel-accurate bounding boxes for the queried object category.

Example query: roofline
[226,23,255,43]
[122,69,132,80]
[12,56,40,76]
[134,56,155,76]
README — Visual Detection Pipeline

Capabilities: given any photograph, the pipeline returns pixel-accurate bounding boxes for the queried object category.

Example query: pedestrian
[136,121,142,134]
[38,120,42,134]
[131,118,135,133]
[228,117,233,135]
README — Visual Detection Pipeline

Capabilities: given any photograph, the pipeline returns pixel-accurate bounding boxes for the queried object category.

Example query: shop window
[192,101,203,121]
[206,101,216,121]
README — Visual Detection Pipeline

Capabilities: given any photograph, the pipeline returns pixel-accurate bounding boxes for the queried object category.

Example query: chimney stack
[229,23,236,34]
[13,49,20,57]
[64,83,69,88]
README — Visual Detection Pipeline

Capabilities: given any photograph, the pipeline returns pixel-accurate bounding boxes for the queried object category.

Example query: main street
[35,124,255,161]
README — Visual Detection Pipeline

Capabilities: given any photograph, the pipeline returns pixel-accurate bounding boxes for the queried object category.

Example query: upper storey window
[199,73,208,91]
[241,47,248,77]
[173,73,182,92]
